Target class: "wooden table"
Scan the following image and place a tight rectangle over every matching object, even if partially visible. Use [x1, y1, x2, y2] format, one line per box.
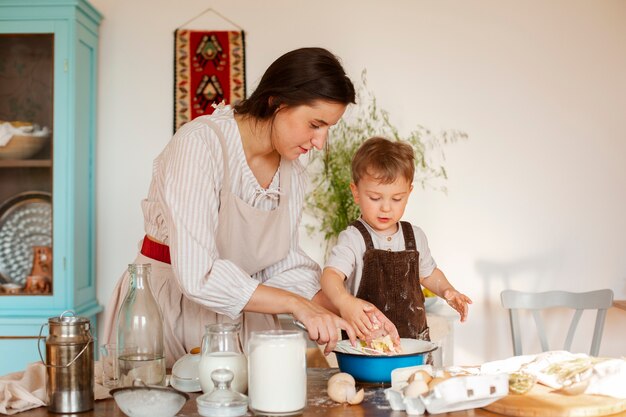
[16, 368, 626, 417]
[614, 300, 626, 311]
[14, 368, 501, 417]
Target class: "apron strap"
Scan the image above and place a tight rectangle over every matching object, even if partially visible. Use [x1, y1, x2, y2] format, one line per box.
[400, 221, 417, 251]
[277, 156, 291, 205]
[351, 220, 375, 250]
[196, 118, 232, 194]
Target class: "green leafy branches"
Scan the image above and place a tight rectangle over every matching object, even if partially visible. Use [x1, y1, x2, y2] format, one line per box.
[305, 70, 467, 251]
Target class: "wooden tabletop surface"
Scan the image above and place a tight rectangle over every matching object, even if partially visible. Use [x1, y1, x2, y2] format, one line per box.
[614, 300, 626, 311]
[16, 368, 626, 417]
[15, 368, 505, 417]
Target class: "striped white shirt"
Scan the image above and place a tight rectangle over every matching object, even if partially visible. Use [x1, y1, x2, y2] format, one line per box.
[141, 106, 321, 319]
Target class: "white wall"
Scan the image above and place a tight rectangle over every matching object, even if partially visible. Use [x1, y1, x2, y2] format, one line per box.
[91, 0, 626, 364]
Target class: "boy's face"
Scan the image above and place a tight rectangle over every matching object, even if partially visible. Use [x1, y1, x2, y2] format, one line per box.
[350, 173, 413, 236]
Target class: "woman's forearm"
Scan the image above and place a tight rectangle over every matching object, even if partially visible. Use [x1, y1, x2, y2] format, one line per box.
[243, 282, 356, 353]
[242, 284, 301, 315]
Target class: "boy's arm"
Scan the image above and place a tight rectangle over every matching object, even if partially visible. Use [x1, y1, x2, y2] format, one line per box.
[421, 268, 473, 322]
[320, 267, 371, 338]
[320, 267, 350, 310]
[321, 267, 396, 341]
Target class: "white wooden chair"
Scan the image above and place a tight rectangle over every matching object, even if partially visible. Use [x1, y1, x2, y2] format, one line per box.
[500, 289, 614, 356]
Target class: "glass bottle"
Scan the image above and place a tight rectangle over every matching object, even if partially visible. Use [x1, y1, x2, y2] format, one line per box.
[199, 323, 247, 394]
[116, 263, 166, 386]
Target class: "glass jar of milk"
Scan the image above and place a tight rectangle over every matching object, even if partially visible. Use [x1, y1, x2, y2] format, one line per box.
[248, 330, 306, 416]
[199, 323, 247, 394]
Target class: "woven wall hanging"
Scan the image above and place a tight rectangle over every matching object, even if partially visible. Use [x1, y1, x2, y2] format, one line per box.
[174, 9, 246, 132]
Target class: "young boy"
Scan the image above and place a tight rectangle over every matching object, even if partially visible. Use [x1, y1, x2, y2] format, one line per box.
[321, 137, 472, 345]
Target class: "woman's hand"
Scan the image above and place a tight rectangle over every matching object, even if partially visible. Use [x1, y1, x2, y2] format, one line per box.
[244, 285, 356, 355]
[292, 297, 356, 355]
[442, 288, 472, 322]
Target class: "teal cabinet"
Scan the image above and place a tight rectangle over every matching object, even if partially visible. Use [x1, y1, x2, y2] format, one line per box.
[0, 0, 102, 375]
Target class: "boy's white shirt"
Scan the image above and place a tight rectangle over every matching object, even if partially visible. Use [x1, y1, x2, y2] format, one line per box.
[324, 218, 437, 295]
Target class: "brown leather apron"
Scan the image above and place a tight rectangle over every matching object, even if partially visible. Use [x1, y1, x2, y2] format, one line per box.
[353, 220, 430, 340]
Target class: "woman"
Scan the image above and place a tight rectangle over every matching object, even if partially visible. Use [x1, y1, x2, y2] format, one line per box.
[103, 47, 368, 366]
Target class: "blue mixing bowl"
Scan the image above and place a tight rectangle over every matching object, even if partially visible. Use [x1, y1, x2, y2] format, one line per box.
[334, 338, 437, 384]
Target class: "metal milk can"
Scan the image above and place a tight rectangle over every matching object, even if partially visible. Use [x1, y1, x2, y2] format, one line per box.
[38, 310, 94, 413]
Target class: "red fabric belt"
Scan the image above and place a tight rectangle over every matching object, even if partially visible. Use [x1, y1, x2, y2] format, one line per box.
[140, 235, 171, 264]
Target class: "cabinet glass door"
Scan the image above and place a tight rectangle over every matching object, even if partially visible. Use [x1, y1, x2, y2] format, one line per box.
[0, 34, 53, 296]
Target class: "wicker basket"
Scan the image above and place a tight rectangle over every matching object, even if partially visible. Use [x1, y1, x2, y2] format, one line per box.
[0, 122, 50, 160]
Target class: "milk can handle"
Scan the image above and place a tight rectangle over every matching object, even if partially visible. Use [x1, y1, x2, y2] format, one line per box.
[37, 310, 94, 368]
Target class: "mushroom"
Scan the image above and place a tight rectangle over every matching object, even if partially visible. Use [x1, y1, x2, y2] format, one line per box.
[327, 372, 364, 405]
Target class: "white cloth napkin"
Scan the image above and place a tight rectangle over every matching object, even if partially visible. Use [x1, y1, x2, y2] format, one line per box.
[480, 351, 626, 399]
[0, 362, 46, 415]
[0, 123, 50, 147]
[0, 123, 17, 147]
[0, 362, 112, 415]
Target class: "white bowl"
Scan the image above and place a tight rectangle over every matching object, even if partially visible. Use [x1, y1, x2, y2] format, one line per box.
[110, 385, 189, 417]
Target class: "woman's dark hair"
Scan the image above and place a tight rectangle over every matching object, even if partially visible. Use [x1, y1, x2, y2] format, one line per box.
[234, 47, 355, 119]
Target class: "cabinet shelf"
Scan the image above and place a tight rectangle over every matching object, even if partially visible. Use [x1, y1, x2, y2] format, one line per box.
[0, 159, 52, 168]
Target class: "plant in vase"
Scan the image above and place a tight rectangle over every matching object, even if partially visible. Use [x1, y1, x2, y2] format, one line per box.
[305, 71, 467, 255]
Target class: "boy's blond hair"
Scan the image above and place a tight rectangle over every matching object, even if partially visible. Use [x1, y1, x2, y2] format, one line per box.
[351, 137, 415, 185]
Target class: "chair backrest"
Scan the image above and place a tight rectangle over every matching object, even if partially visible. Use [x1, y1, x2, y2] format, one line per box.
[500, 289, 614, 356]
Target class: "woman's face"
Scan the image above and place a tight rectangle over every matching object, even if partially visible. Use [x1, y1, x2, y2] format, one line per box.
[270, 100, 347, 160]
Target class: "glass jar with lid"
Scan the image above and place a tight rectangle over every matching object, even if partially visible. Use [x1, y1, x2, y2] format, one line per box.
[248, 330, 306, 416]
[199, 323, 247, 394]
[197, 368, 248, 417]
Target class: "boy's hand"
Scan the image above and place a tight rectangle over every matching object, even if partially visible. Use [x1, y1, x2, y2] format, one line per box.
[442, 289, 473, 322]
[337, 294, 378, 340]
[362, 306, 401, 349]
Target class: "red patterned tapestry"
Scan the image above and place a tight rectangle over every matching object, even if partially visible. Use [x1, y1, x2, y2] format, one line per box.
[174, 30, 245, 132]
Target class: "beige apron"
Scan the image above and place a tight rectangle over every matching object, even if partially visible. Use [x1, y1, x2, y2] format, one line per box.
[204, 118, 292, 345]
[104, 119, 293, 366]
[208, 119, 292, 275]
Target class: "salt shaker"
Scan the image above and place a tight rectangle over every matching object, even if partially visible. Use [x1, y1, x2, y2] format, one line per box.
[248, 330, 306, 415]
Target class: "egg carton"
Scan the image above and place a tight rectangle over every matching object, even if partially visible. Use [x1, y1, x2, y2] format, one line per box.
[390, 364, 434, 390]
[385, 373, 509, 415]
